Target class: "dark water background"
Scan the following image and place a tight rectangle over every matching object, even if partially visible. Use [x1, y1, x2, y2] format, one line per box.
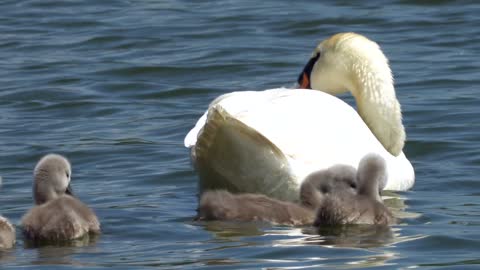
[1, 0, 479, 269]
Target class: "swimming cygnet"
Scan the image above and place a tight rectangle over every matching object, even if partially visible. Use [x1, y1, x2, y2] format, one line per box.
[314, 153, 396, 226]
[196, 163, 361, 225]
[0, 216, 15, 249]
[197, 153, 395, 226]
[196, 190, 314, 226]
[21, 154, 100, 241]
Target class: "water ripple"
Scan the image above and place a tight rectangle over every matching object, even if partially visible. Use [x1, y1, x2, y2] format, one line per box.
[0, 0, 479, 269]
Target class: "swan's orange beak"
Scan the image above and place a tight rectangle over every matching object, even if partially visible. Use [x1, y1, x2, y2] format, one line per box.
[297, 53, 319, 89]
[299, 72, 310, 89]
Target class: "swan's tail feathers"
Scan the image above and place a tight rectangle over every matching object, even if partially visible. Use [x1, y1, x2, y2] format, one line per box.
[194, 105, 299, 202]
[184, 112, 208, 148]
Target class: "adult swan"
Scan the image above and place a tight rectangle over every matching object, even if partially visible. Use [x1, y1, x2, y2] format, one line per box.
[184, 32, 414, 201]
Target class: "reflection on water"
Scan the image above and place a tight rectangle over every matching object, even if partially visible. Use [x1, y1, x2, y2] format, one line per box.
[0, 248, 16, 264]
[197, 220, 428, 269]
[22, 233, 99, 265]
[302, 225, 395, 248]
[198, 215, 400, 249]
[198, 221, 400, 268]
[23, 232, 99, 249]
[22, 234, 100, 267]
[198, 220, 266, 239]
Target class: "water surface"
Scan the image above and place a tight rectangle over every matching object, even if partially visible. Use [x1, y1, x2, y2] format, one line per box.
[1, 0, 479, 269]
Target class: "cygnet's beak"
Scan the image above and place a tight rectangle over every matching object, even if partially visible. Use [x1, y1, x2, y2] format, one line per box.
[65, 183, 75, 197]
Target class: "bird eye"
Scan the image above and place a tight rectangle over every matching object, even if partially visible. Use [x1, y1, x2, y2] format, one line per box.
[66, 172, 70, 178]
[349, 182, 357, 189]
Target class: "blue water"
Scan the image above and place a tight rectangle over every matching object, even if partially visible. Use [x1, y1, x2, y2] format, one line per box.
[1, 0, 479, 269]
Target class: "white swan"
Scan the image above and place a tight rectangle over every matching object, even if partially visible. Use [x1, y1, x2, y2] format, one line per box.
[184, 32, 414, 201]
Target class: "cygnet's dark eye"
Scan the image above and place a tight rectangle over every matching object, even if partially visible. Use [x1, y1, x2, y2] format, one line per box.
[66, 172, 70, 178]
[320, 185, 329, 194]
[349, 182, 357, 189]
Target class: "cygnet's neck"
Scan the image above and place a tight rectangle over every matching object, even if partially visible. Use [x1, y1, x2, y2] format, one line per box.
[349, 58, 405, 156]
[34, 170, 61, 205]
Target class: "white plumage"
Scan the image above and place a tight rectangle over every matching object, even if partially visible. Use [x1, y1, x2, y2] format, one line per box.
[185, 33, 414, 201]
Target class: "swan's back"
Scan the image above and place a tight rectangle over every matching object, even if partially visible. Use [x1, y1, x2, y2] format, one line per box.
[187, 88, 414, 195]
[221, 89, 387, 162]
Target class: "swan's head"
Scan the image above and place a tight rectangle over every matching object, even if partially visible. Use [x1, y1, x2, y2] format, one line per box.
[33, 154, 73, 205]
[298, 33, 406, 157]
[297, 32, 391, 95]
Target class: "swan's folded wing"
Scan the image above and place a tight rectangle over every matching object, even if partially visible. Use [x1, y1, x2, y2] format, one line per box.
[184, 89, 279, 148]
[194, 105, 299, 201]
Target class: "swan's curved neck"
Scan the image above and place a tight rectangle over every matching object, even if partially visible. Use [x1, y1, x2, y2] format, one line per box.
[349, 61, 405, 156]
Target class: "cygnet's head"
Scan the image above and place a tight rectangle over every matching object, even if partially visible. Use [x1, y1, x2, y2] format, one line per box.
[314, 154, 394, 226]
[300, 164, 357, 209]
[297, 32, 391, 95]
[356, 153, 388, 201]
[33, 154, 73, 205]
